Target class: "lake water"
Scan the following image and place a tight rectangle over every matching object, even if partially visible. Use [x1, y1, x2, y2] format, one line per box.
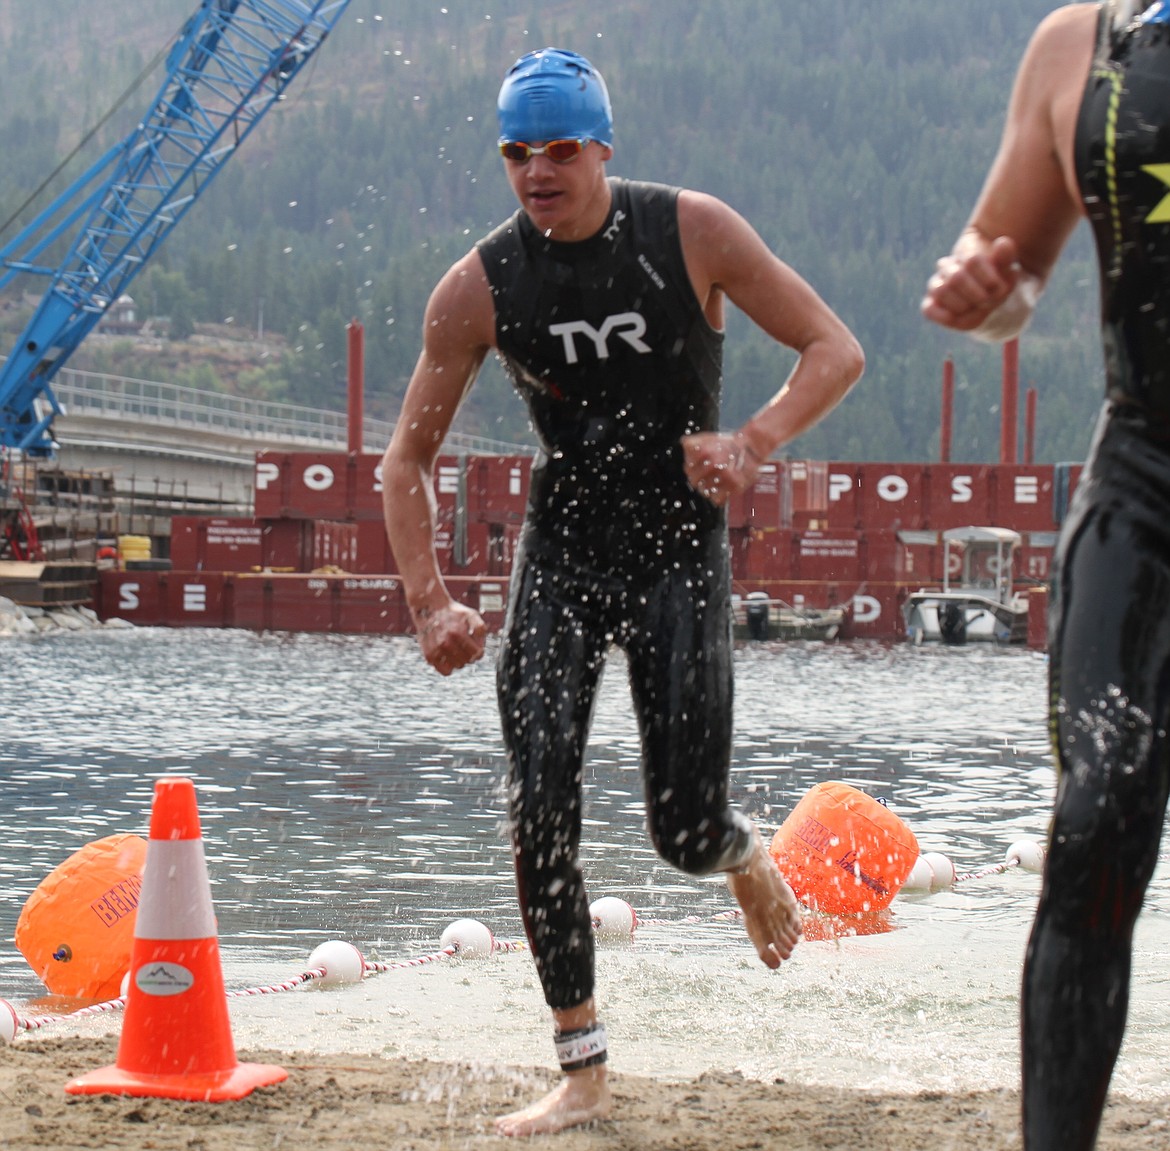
[2, 628, 1168, 1099]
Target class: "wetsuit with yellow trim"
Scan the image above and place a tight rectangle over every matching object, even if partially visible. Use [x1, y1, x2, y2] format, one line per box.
[1023, 4, 1170, 1147]
[478, 177, 755, 1011]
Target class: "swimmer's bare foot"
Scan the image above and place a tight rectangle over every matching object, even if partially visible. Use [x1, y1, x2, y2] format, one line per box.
[495, 1067, 611, 1137]
[727, 830, 802, 969]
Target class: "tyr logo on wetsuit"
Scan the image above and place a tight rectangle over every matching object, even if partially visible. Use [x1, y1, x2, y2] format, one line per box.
[548, 312, 651, 362]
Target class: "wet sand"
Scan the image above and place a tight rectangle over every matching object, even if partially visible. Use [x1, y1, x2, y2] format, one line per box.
[2, 1036, 1168, 1149]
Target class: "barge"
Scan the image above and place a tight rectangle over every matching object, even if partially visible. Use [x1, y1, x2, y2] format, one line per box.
[91, 446, 1068, 645]
[90, 335, 1066, 647]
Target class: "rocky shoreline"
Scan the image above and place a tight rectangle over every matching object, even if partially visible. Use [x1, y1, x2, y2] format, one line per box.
[0, 596, 132, 637]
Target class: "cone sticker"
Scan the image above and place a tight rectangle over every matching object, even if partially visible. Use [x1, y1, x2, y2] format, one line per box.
[65, 777, 287, 1101]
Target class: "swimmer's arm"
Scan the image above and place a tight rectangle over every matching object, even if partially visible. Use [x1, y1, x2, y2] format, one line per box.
[922, 5, 1093, 340]
[678, 191, 865, 468]
[382, 251, 493, 631]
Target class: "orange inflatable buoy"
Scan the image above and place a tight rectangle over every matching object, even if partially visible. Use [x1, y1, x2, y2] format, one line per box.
[15, 834, 147, 1000]
[799, 908, 896, 943]
[769, 781, 918, 915]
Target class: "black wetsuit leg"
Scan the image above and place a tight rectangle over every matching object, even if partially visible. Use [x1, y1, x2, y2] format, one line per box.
[497, 529, 754, 1010]
[497, 548, 612, 1012]
[624, 542, 754, 875]
[1023, 409, 1170, 1151]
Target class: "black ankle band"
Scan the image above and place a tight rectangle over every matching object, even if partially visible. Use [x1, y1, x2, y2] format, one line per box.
[554, 1022, 608, 1072]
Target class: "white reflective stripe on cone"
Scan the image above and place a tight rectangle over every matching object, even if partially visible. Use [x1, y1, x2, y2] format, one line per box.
[134, 840, 217, 940]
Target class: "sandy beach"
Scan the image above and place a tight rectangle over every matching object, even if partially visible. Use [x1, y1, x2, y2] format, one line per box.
[0, 1036, 1166, 1150]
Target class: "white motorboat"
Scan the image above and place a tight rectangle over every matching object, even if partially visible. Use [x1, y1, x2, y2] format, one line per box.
[903, 526, 1031, 645]
[733, 592, 847, 642]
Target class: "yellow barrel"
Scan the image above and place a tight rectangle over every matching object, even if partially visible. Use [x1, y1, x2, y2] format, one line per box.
[118, 534, 152, 565]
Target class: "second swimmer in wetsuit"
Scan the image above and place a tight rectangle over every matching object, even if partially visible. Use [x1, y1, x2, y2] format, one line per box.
[383, 47, 863, 1138]
[923, 3, 1170, 1148]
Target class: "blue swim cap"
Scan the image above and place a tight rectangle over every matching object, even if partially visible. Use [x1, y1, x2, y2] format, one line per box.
[497, 48, 613, 147]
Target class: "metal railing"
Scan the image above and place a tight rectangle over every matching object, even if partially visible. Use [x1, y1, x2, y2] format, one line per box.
[51, 367, 533, 457]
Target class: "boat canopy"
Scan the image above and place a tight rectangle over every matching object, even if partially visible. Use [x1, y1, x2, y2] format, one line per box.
[942, 525, 1021, 597]
[941, 526, 1022, 547]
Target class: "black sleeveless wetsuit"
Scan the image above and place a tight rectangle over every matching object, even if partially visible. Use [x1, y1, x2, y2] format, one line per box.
[478, 178, 754, 1010]
[1023, 6, 1170, 1148]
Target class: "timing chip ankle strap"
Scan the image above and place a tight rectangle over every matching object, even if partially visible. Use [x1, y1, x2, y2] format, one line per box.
[554, 1022, 608, 1072]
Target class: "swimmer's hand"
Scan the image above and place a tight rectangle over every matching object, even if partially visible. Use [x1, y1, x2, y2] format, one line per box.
[682, 430, 765, 507]
[413, 601, 487, 676]
[921, 235, 1040, 341]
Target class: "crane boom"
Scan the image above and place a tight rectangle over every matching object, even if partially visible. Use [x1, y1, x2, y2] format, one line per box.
[0, 0, 353, 456]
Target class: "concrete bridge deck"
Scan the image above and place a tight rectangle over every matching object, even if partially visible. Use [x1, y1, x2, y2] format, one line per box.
[6, 368, 530, 556]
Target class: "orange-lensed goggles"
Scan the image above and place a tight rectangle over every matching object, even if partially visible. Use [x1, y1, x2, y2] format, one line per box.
[498, 138, 587, 164]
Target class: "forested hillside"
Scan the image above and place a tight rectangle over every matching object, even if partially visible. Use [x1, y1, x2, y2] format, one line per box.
[0, 0, 1102, 463]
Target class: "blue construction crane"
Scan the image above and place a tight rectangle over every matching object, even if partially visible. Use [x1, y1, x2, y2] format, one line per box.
[0, 0, 352, 457]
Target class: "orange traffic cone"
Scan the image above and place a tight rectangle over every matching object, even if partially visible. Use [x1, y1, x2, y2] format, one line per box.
[65, 777, 287, 1101]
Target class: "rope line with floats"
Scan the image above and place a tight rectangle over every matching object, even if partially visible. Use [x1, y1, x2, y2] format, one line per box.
[0, 779, 1047, 1051]
[0, 846, 1045, 1047]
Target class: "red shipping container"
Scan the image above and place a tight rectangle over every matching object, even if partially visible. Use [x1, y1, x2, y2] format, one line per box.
[787, 459, 830, 524]
[160, 573, 227, 627]
[475, 578, 510, 631]
[349, 453, 388, 521]
[822, 464, 862, 529]
[859, 529, 899, 582]
[894, 530, 939, 584]
[988, 466, 1060, 531]
[353, 519, 395, 574]
[728, 462, 783, 530]
[226, 573, 271, 630]
[851, 464, 927, 532]
[923, 465, 994, 530]
[235, 573, 336, 632]
[494, 523, 522, 577]
[254, 451, 456, 523]
[458, 521, 491, 574]
[1017, 533, 1059, 585]
[170, 517, 265, 572]
[794, 530, 862, 581]
[764, 532, 798, 581]
[253, 451, 350, 521]
[731, 528, 795, 582]
[98, 572, 230, 628]
[260, 519, 305, 571]
[466, 455, 531, 525]
[97, 570, 167, 624]
[334, 575, 409, 633]
[1027, 586, 1049, 648]
[309, 521, 359, 571]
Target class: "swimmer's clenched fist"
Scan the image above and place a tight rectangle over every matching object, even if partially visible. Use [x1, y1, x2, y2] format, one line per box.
[415, 602, 487, 676]
[921, 234, 1041, 340]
